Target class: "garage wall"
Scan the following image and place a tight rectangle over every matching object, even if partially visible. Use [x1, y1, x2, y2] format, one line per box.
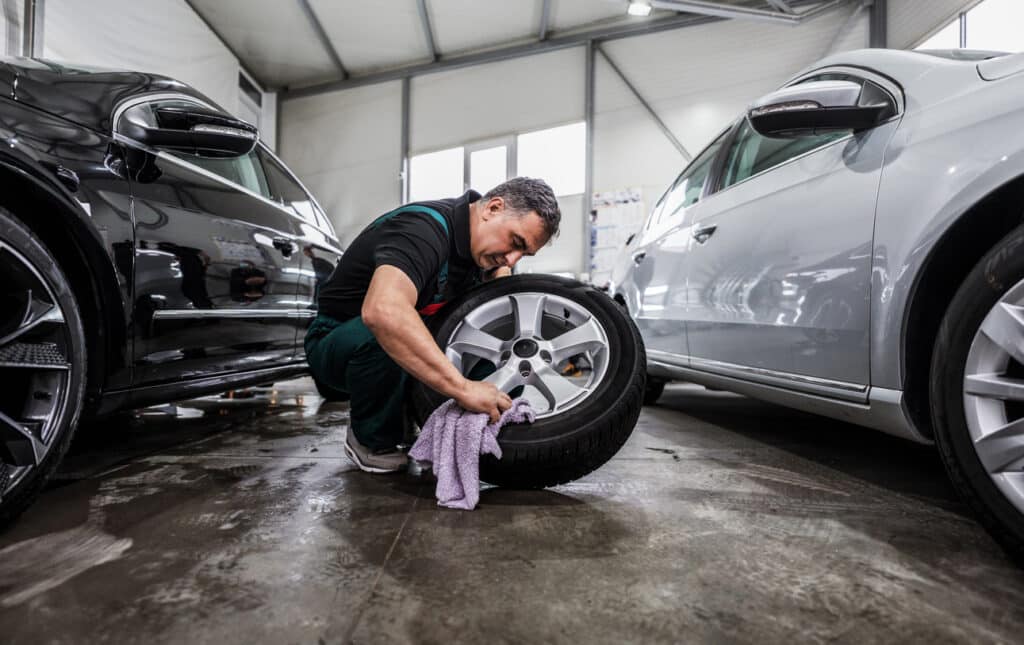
[593, 3, 868, 220]
[280, 81, 403, 247]
[889, 0, 980, 49]
[0, 0, 22, 56]
[43, 0, 240, 114]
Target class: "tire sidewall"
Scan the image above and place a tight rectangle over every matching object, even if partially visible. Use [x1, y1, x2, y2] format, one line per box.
[0, 208, 87, 522]
[411, 274, 645, 447]
[932, 225, 1024, 548]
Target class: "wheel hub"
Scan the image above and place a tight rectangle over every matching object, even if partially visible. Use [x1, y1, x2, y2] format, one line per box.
[513, 338, 539, 358]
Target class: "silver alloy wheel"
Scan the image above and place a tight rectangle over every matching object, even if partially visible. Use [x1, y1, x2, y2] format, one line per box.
[963, 277, 1024, 515]
[0, 240, 75, 498]
[444, 291, 610, 419]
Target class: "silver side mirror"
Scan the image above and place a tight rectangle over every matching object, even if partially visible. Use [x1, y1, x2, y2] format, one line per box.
[748, 80, 891, 138]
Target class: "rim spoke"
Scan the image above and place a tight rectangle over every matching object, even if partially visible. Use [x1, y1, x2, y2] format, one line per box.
[980, 303, 1024, 366]
[484, 363, 523, 393]
[511, 294, 547, 339]
[975, 418, 1024, 473]
[965, 374, 1024, 402]
[0, 290, 64, 347]
[448, 321, 505, 364]
[0, 410, 44, 466]
[548, 318, 606, 364]
[531, 362, 587, 411]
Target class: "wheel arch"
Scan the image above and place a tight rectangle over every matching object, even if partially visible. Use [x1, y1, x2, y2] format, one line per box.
[901, 172, 1024, 439]
[0, 157, 128, 406]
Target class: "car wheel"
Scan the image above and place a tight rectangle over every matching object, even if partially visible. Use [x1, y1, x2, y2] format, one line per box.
[644, 377, 667, 405]
[410, 275, 646, 488]
[0, 208, 87, 525]
[932, 223, 1024, 560]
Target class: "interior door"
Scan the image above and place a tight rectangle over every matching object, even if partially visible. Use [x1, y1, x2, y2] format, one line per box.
[120, 96, 305, 384]
[683, 74, 900, 392]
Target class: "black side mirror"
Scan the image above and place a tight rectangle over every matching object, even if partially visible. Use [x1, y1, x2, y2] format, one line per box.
[748, 80, 893, 138]
[117, 102, 258, 158]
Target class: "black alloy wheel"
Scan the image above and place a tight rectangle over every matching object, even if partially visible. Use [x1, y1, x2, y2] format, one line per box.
[0, 208, 87, 525]
[410, 275, 646, 488]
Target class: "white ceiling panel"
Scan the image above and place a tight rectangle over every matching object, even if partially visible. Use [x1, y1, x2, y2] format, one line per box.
[189, 0, 337, 88]
[428, 0, 539, 55]
[889, 0, 977, 49]
[550, 0, 674, 34]
[310, 0, 430, 74]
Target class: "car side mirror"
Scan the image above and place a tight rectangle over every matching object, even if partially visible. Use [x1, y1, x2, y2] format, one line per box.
[747, 80, 892, 138]
[117, 103, 258, 157]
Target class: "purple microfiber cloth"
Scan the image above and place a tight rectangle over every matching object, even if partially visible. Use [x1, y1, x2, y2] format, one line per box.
[409, 397, 536, 510]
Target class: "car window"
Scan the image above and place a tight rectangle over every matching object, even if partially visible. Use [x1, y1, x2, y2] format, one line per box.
[719, 119, 847, 191]
[184, 150, 271, 198]
[258, 149, 321, 227]
[650, 134, 726, 228]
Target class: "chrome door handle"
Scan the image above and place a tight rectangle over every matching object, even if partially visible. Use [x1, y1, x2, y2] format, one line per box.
[272, 237, 295, 257]
[692, 224, 717, 244]
[632, 251, 646, 265]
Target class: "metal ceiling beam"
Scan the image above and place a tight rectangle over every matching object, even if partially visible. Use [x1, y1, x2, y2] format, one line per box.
[869, 0, 886, 48]
[284, 12, 720, 99]
[764, 0, 794, 12]
[597, 45, 690, 161]
[649, 0, 849, 25]
[297, 0, 348, 79]
[22, 0, 42, 58]
[183, 0, 266, 92]
[417, 0, 439, 61]
[539, 0, 552, 41]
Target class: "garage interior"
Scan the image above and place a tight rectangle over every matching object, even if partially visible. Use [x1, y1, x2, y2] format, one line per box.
[2, 0, 1024, 642]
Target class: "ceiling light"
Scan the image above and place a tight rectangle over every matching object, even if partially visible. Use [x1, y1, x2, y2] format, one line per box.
[627, 1, 652, 17]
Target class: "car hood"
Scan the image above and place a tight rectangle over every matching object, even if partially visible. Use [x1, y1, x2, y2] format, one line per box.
[0, 57, 220, 134]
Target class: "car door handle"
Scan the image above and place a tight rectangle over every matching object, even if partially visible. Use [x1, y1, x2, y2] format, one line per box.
[692, 224, 717, 244]
[632, 251, 646, 265]
[272, 237, 295, 257]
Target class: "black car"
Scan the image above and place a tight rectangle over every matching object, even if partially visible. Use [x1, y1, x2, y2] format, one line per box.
[0, 58, 343, 522]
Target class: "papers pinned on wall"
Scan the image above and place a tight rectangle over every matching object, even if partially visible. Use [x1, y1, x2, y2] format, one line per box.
[589, 187, 645, 289]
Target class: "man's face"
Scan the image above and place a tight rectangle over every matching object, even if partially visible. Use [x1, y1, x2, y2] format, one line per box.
[471, 198, 549, 271]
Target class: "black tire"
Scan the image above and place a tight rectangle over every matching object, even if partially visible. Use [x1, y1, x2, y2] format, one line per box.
[932, 224, 1024, 560]
[644, 377, 667, 405]
[410, 275, 646, 488]
[0, 208, 87, 526]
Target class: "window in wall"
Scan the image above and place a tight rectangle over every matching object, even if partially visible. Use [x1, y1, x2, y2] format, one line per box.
[916, 0, 1024, 52]
[409, 146, 465, 201]
[516, 122, 585, 196]
[965, 0, 1024, 52]
[469, 145, 508, 194]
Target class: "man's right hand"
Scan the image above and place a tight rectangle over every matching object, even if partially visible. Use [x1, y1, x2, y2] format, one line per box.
[456, 379, 513, 424]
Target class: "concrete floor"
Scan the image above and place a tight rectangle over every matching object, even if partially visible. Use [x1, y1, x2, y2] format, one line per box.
[2, 378, 1023, 644]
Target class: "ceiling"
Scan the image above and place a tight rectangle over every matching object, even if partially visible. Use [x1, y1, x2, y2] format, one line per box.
[186, 0, 856, 92]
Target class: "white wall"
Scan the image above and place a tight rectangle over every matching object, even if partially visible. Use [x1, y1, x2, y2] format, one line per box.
[43, 0, 240, 114]
[280, 81, 403, 247]
[889, 0, 980, 49]
[1, 0, 22, 56]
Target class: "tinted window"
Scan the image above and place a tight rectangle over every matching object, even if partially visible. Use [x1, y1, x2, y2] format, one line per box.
[719, 119, 846, 190]
[258, 150, 321, 226]
[185, 150, 271, 198]
[649, 134, 726, 228]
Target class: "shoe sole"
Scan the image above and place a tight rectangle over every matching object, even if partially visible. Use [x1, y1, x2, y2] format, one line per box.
[344, 439, 405, 474]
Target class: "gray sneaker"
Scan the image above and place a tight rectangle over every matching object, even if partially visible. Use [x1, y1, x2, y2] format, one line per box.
[344, 431, 408, 473]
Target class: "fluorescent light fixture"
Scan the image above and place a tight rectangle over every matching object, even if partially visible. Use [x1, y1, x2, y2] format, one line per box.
[627, 1, 652, 16]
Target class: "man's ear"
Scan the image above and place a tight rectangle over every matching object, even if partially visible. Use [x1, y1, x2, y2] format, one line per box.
[487, 196, 504, 216]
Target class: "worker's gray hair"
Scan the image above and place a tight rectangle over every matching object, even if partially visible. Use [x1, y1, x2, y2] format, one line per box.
[484, 177, 561, 239]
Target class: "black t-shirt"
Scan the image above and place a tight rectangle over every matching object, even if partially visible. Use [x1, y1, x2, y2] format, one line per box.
[317, 190, 483, 321]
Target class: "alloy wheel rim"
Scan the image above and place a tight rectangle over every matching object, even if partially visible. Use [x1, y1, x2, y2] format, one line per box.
[0, 240, 75, 498]
[444, 291, 611, 419]
[963, 277, 1024, 515]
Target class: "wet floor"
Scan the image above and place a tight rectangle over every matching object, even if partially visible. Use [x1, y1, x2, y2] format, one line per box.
[1, 378, 1023, 644]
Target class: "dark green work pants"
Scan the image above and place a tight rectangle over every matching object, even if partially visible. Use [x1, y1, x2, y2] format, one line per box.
[304, 314, 408, 451]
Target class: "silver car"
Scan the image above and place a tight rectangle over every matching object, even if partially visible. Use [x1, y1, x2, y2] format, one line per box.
[611, 48, 1024, 559]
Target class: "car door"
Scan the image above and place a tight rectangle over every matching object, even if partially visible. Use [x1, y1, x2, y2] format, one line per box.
[631, 133, 727, 362]
[256, 146, 344, 357]
[682, 70, 902, 398]
[117, 94, 306, 385]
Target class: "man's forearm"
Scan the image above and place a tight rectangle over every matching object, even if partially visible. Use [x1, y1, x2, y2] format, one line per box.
[366, 304, 466, 399]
